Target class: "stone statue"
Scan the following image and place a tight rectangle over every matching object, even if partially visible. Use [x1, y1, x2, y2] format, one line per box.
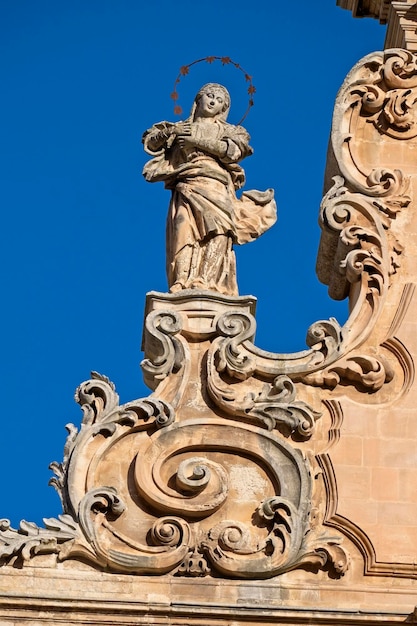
[142, 83, 277, 295]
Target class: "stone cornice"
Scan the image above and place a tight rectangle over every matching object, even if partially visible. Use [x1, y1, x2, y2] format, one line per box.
[385, 2, 417, 51]
[337, 0, 417, 52]
[0, 592, 414, 625]
[337, 0, 394, 24]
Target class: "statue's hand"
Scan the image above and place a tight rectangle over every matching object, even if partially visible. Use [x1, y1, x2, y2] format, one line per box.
[176, 134, 196, 149]
[172, 122, 192, 136]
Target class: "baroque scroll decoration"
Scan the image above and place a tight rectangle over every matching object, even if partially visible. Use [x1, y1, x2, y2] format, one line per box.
[0, 354, 348, 578]
[309, 48, 416, 394]
[2, 50, 415, 580]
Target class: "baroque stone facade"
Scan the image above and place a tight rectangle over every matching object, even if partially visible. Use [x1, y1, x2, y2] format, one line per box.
[1, 6, 417, 625]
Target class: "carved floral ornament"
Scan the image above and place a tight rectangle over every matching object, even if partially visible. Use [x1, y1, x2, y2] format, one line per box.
[0, 49, 416, 581]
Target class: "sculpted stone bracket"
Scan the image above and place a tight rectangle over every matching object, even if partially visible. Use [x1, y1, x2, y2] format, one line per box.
[141, 292, 343, 432]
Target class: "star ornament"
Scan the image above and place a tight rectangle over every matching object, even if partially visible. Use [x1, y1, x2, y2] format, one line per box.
[170, 56, 256, 125]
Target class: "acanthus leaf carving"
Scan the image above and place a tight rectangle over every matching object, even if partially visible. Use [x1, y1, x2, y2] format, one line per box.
[49, 373, 176, 522]
[74, 372, 175, 435]
[251, 376, 321, 438]
[317, 176, 397, 347]
[302, 354, 394, 392]
[0, 515, 78, 565]
[333, 50, 414, 198]
[0, 367, 351, 580]
[206, 350, 321, 439]
[74, 370, 119, 427]
[298, 533, 350, 577]
[202, 496, 349, 579]
[49, 422, 78, 511]
[314, 49, 416, 399]
[90, 397, 175, 437]
[353, 49, 417, 139]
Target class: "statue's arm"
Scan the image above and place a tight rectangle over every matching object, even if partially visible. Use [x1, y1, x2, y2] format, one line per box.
[221, 125, 254, 163]
[192, 125, 253, 163]
[178, 125, 253, 162]
[142, 122, 176, 155]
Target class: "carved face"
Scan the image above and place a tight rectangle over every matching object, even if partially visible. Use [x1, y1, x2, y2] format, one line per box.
[196, 88, 226, 118]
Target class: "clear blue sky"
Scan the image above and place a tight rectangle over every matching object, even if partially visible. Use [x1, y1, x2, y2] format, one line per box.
[0, 1, 385, 526]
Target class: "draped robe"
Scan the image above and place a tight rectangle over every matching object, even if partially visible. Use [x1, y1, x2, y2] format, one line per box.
[143, 119, 276, 295]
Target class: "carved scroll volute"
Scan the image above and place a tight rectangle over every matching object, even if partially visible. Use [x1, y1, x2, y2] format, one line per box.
[139, 308, 193, 410]
[132, 419, 348, 578]
[56, 372, 176, 519]
[317, 49, 415, 370]
[43, 361, 349, 579]
[330, 49, 415, 201]
[317, 177, 391, 349]
[141, 309, 185, 389]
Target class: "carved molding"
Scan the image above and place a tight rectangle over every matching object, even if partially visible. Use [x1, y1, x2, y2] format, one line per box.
[329, 513, 417, 579]
[207, 309, 345, 382]
[385, 3, 417, 53]
[318, 447, 417, 580]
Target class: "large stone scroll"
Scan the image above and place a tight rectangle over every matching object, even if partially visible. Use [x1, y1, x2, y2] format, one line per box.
[0, 293, 348, 579]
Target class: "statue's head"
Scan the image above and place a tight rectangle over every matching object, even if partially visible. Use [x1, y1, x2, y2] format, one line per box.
[191, 83, 231, 122]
